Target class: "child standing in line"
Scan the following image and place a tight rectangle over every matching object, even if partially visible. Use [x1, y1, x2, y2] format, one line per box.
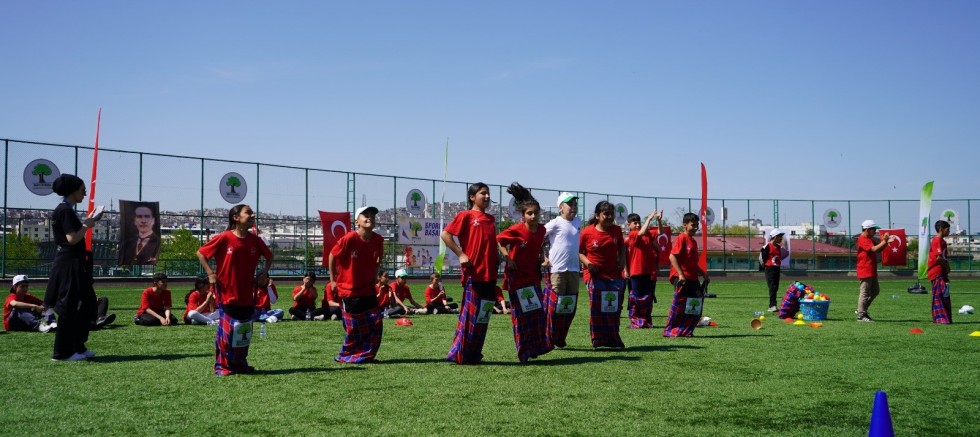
[4, 275, 55, 332]
[134, 273, 178, 326]
[442, 182, 499, 364]
[855, 220, 890, 322]
[496, 182, 554, 363]
[196, 204, 274, 375]
[543, 192, 581, 348]
[762, 229, 789, 312]
[329, 206, 385, 363]
[579, 201, 627, 348]
[184, 275, 219, 325]
[289, 272, 319, 320]
[664, 212, 710, 337]
[927, 220, 952, 324]
[424, 273, 458, 314]
[254, 273, 284, 323]
[625, 210, 664, 329]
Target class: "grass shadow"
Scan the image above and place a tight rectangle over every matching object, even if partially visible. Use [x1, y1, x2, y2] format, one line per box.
[92, 353, 211, 363]
[253, 366, 355, 375]
[625, 344, 704, 352]
[694, 334, 775, 339]
[377, 357, 448, 365]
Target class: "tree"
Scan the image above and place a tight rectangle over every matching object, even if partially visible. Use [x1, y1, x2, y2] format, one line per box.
[410, 191, 422, 207]
[410, 220, 423, 237]
[616, 205, 626, 219]
[559, 296, 574, 312]
[604, 292, 616, 310]
[827, 210, 839, 224]
[226, 176, 241, 194]
[944, 210, 956, 222]
[32, 163, 52, 183]
[2, 232, 39, 273]
[157, 228, 202, 275]
[521, 288, 535, 306]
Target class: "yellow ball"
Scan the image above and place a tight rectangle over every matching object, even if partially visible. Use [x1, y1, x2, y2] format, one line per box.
[758, 315, 766, 321]
[796, 313, 804, 320]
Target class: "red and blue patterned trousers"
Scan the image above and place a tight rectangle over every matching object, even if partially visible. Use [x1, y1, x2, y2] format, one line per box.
[507, 282, 553, 362]
[931, 278, 952, 324]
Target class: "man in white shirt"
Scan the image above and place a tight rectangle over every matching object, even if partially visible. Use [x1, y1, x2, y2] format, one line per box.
[544, 192, 581, 297]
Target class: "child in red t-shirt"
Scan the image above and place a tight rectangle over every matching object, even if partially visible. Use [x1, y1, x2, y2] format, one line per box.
[389, 269, 424, 316]
[762, 229, 789, 312]
[196, 204, 273, 375]
[329, 206, 385, 363]
[442, 182, 500, 364]
[927, 220, 952, 324]
[254, 272, 284, 323]
[492, 286, 511, 314]
[184, 275, 218, 325]
[318, 281, 342, 321]
[625, 210, 664, 329]
[855, 220, 890, 322]
[289, 271, 319, 321]
[496, 182, 553, 362]
[424, 273, 458, 314]
[134, 273, 178, 326]
[579, 200, 627, 348]
[4, 275, 54, 332]
[664, 213, 710, 337]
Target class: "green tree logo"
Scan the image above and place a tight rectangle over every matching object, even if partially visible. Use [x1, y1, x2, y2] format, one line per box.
[559, 296, 574, 312]
[921, 217, 929, 228]
[237, 323, 252, 344]
[226, 176, 241, 194]
[944, 210, 956, 221]
[481, 302, 494, 320]
[411, 191, 422, 207]
[410, 220, 423, 237]
[604, 292, 616, 310]
[521, 288, 535, 306]
[827, 210, 838, 223]
[689, 299, 700, 312]
[617, 205, 626, 219]
[32, 163, 52, 183]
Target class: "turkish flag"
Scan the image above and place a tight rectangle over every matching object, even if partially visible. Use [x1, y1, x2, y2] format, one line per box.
[880, 228, 907, 266]
[649, 227, 672, 267]
[319, 211, 351, 266]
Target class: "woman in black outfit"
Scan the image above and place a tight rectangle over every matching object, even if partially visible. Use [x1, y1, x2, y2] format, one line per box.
[43, 174, 103, 361]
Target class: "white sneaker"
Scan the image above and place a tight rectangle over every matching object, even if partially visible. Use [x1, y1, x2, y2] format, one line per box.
[266, 316, 278, 323]
[767, 306, 778, 312]
[52, 353, 88, 362]
[39, 322, 54, 333]
[432, 308, 439, 315]
[313, 315, 325, 321]
[81, 350, 96, 359]
[330, 314, 338, 321]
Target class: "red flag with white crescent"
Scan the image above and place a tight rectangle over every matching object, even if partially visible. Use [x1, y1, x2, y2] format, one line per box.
[699, 163, 708, 272]
[85, 108, 101, 251]
[649, 226, 672, 267]
[319, 211, 351, 266]
[880, 228, 907, 266]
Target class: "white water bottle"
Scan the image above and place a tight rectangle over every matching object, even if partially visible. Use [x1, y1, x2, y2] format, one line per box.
[259, 322, 266, 339]
[305, 308, 312, 321]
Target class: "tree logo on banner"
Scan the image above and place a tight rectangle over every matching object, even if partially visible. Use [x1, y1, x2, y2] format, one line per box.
[823, 208, 842, 229]
[701, 207, 715, 227]
[23, 159, 61, 196]
[940, 209, 958, 228]
[406, 189, 426, 216]
[219, 172, 247, 204]
[614, 203, 629, 225]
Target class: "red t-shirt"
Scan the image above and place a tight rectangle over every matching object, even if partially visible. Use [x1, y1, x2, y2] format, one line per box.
[255, 283, 277, 311]
[391, 282, 413, 301]
[197, 231, 273, 307]
[137, 287, 172, 317]
[856, 235, 878, 279]
[496, 223, 545, 289]
[330, 231, 384, 299]
[425, 284, 445, 306]
[579, 224, 625, 283]
[669, 232, 700, 282]
[444, 209, 498, 282]
[376, 283, 393, 307]
[4, 292, 42, 331]
[183, 289, 212, 320]
[927, 236, 948, 281]
[321, 283, 340, 307]
[292, 285, 318, 308]
[764, 242, 784, 267]
[495, 286, 505, 302]
[627, 229, 658, 277]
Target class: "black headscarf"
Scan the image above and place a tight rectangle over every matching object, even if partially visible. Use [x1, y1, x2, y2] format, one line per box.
[52, 174, 84, 196]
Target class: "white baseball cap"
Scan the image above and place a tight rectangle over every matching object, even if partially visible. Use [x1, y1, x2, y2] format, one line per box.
[355, 206, 379, 218]
[861, 220, 881, 230]
[769, 229, 785, 238]
[12, 274, 28, 286]
[556, 192, 578, 207]
[395, 269, 408, 278]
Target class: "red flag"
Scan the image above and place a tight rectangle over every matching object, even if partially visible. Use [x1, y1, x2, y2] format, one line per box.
[85, 108, 101, 251]
[880, 228, 907, 266]
[699, 163, 708, 272]
[649, 227, 672, 267]
[319, 211, 351, 266]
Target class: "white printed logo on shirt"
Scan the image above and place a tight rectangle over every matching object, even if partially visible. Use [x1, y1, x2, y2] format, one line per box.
[516, 286, 542, 312]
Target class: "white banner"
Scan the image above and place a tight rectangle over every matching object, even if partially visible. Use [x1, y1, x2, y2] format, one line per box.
[397, 217, 442, 245]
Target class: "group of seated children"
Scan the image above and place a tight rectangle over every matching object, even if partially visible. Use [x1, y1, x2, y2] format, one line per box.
[4, 275, 117, 333]
[132, 270, 467, 326]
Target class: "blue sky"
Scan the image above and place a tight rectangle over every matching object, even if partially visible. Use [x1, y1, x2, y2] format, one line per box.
[2, 0, 979, 216]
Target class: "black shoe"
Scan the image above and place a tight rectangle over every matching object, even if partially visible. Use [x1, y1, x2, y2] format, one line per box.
[95, 314, 117, 329]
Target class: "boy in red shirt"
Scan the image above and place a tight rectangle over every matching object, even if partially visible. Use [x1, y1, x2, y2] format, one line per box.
[389, 269, 423, 317]
[318, 281, 342, 321]
[329, 206, 385, 363]
[289, 272, 319, 320]
[625, 210, 664, 329]
[927, 220, 952, 324]
[424, 273, 458, 314]
[134, 273, 178, 326]
[762, 229, 789, 312]
[855, 220, 890, 322]
[4, 275, 54, 332]
[664, 213, 710, 337]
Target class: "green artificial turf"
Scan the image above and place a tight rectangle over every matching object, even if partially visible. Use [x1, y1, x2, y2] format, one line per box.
[1, 279, 978, 436]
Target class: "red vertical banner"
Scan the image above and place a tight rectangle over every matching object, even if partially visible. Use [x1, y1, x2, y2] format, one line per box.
[319, 211, 351, 266]
[650, 226, 672, 266]
[85, 108, 101, 251]
[880, 228, 907, 266]
[699, 163, 708, 272]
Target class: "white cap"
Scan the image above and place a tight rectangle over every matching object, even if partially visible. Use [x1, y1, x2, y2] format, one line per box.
[395, 269, 408, 278]
[556, 192, 577, 207]
[769, 229, 785, 238]
[355, 206, 379, 218]
[12, 274, 28, 286]
[861, 220, 880, 230]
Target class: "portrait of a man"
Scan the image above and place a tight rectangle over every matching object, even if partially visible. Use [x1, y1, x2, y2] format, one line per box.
[118, 200, 161, 265]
